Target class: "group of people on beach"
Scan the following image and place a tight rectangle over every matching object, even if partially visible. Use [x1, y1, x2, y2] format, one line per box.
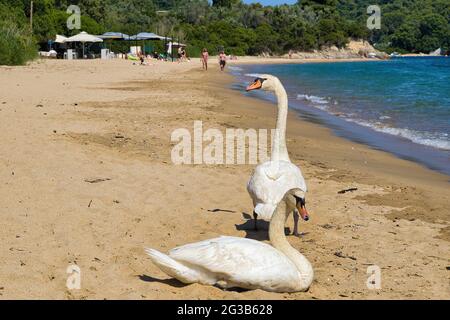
[200, 48, 227, 72]
[134, 47, 228, 71]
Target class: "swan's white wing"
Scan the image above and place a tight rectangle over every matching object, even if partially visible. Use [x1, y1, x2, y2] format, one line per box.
[262, 161, 307, 193]
[169, 236, 298, 290]
[248, 160, 307, 219]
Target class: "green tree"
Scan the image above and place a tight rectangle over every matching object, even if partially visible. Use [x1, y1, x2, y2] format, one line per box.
[0, 5, 37, 65]
[212, 0, 239, 8]
[1, 0, 449, 64]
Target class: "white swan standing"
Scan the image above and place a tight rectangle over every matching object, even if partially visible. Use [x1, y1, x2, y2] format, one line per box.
[145, 188, 313, 292]
[246, 75, 310, 236]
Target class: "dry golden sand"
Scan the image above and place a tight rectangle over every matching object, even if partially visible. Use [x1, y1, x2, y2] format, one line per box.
[0, 58, 449, 299]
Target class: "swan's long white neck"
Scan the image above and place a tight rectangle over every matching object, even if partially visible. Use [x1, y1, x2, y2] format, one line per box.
[271, 82, 290, 162]
[269, 198, 313, 291]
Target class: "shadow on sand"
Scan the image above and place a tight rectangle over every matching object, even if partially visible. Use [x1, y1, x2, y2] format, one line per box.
[138, 275, 186, 288]
[138, 275, 251, 292]
[235, 212, 291, 241]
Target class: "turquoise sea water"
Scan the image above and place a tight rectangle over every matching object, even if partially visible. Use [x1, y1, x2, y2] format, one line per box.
[230, 57, 450, 175]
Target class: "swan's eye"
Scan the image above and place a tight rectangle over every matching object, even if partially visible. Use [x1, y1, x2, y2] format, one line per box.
[294, 196, 306, 208]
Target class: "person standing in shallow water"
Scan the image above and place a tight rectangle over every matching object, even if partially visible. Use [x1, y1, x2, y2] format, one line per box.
[201, 48, 209, 71]
[219, 51, 227, 71]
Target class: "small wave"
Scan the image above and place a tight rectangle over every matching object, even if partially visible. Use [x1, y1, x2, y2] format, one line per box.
[297, 94, 329, 105]
[345, 119, 450, 150]
[313, 104, 329, 111]
[245, 73, 263, 78]
[229, 66, 243, 72]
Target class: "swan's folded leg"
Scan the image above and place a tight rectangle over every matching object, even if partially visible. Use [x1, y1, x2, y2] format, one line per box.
[145, 248, 206, 284]
[293, 210, 300, 237]
[253, 211, 258, 231]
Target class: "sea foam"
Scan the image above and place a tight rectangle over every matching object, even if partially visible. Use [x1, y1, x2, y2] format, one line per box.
[297, 94, 329, 104]
[344, 118, 450, 150]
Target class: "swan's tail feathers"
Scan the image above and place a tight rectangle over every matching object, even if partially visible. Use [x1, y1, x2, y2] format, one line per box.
[254, 203, 276, 220]
[145, 248, 202, 284]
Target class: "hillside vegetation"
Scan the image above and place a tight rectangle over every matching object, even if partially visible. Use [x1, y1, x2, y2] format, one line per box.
[0, 0, 448, 65]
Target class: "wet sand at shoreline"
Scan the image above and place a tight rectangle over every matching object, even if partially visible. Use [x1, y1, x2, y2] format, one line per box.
[0, 58, 448, 299]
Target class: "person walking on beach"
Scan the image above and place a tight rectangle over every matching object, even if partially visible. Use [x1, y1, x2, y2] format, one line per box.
[139, 51, 145, 65]
[219, 51, 227, 71]
[201, 48, 209, 71]
[178, 46, 188, 63]
[178, 46, 183, 62]
[182, 47, 188, 61]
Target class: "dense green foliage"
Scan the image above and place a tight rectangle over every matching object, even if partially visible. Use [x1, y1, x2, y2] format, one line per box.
[0, 0, 448, 65]
[336, 0, 450, 53]
[0, 1, 37, 65]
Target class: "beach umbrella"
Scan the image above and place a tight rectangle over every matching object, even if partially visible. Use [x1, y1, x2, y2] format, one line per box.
[55, 35, 67, 43]
[98, 32, 130, 52]
[128, 33, 172, 55]
[64, 31, 103, 58]
[98, 32, 130, 40]
[129, 32, 170, 41]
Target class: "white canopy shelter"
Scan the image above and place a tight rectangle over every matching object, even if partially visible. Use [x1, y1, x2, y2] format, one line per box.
[55, 35, 67, 43]
[64, 31, 103, 58]
[64, 31, 103, 43]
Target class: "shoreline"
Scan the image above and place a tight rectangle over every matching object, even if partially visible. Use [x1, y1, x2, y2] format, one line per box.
[217, 63, 450, 210]
[227, 56, 378, 65]
[227, 60, 450, 177]
[0, 59, 448, 299]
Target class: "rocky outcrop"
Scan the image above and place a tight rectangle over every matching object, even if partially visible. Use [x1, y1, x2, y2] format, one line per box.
[278, 40, 389, 60]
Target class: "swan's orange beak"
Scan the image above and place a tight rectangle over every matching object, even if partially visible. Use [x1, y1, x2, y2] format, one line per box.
[246, 79, 263, 91]
[296, 200, 310, 221]
[299, 206, 309, 221]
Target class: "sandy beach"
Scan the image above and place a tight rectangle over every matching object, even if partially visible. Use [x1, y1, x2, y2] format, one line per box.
[0, 58, 448, 299]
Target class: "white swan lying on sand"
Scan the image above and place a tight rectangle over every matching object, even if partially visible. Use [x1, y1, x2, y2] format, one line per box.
[145, 188, 314, 292]
[246, 75, 309, 236]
